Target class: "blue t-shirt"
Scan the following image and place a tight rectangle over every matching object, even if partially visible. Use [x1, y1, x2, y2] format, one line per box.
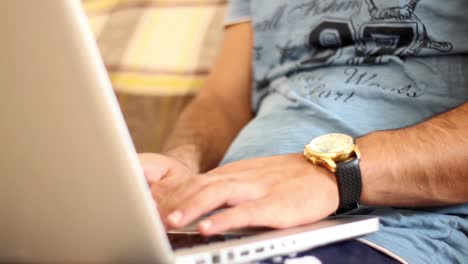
[221, 0, 468, 263]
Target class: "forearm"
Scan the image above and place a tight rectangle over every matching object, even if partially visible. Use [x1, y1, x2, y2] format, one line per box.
[160, 23, 253, 173]
[162, 94, 251, 173]
[358, 103, 468, 207]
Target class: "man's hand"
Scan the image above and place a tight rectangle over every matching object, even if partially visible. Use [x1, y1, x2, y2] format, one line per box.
[159, 154, 339, 236]
[138, 152, 196, 203]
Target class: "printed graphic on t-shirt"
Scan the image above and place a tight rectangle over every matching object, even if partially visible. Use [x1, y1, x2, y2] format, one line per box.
[252, 0, 456, 101]
[303, 0, 453, 65]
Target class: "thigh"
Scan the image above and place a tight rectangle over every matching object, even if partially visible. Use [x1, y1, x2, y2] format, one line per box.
[258, 240, 401, 264]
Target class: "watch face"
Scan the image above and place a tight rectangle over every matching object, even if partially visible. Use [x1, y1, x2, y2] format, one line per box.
[308, 133, 354, 154]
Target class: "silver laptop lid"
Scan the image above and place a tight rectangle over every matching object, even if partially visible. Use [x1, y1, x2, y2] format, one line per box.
[0, 1, 172, 262]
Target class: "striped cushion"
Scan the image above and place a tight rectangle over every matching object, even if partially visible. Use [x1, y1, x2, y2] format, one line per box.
[84, 0, 225, 95]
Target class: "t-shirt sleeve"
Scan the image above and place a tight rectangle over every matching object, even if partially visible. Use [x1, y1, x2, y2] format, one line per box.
[224, 0, 251, 26]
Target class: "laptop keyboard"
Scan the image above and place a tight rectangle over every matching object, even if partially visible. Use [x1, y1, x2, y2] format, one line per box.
[168, 233, 241, 250]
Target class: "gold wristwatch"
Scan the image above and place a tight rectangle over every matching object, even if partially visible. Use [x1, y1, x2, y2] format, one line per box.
[304, 133, 362, 214]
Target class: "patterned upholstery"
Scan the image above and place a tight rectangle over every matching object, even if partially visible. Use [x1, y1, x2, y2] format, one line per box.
[83, 0, 226, 152]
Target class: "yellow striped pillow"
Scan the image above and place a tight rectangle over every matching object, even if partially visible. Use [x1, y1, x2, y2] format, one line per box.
[83, 0, 226, 96]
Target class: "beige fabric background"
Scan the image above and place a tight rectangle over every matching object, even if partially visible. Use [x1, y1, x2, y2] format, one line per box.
[83, 0, 226, 152]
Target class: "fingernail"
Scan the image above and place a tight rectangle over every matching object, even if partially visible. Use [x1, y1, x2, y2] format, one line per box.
[199, 220, 212, 231]
[168, 211, 183, 225]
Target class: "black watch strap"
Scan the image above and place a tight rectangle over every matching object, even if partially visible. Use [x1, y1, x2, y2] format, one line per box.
[335, 158, 362, 214]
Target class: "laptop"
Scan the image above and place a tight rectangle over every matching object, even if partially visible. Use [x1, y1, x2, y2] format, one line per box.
[0, 1, 379, 263]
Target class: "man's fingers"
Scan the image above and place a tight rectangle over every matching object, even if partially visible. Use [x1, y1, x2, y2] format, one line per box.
[198, 194, 321, 236]
[197, 201, 270, 236]
[160, 170, 254, 217]
[138, 153, 170, 184]
[159, 176, 212, 215]
[197, 198, 296, 236]
[166, 179, 267, 228]
[142, 164, 168, 184]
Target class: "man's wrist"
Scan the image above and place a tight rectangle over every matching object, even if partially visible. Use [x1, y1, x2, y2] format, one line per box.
[162, 144, 202, 173]
[316, 165, 340, 214]
[298, 153, 340, 214]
